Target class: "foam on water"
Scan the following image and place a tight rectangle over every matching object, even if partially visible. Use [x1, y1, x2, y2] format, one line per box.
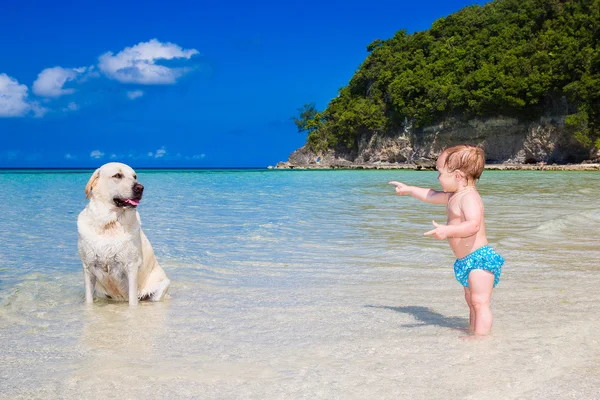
[1, 169, 599, 399]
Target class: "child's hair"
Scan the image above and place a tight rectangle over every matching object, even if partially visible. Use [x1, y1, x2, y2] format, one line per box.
[442, 145, 485, 182]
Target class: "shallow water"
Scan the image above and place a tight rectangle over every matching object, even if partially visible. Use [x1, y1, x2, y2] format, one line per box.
[1, 169, 599, 399]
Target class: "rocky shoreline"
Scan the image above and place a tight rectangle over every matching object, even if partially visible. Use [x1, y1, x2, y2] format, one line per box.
[273, 161, 600, 171]
[276, 111, 600, 172]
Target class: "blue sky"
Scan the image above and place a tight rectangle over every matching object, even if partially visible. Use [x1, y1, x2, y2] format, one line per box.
[0, 0, 489, 168]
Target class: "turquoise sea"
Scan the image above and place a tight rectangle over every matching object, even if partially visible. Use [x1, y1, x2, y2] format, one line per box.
[1, 169, 599, 399]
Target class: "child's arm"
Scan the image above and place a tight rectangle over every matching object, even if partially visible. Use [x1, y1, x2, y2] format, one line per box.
[388, 181, 449, 204]
[424, 195, 482, 240]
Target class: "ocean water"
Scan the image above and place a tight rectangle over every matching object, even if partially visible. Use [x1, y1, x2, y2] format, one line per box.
[1, 169, 599, 399]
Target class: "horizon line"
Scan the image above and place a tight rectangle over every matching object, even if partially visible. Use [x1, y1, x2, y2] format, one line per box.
[0, 166, 272, 172]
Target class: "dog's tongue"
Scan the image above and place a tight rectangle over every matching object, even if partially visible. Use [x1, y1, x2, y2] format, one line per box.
[125, 199, 140, 206]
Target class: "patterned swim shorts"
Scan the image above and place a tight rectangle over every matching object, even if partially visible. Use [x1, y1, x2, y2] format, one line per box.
[454, 246, 504, 288]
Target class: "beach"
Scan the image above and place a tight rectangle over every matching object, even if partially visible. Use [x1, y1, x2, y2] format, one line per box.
[1, 169, 599, 399]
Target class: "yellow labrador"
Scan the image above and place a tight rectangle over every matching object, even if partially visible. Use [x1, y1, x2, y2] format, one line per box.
[78, 162, 170, 305]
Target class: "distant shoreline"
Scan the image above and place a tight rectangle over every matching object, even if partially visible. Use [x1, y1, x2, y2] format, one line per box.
[0, 167, 267, 173]
[1, 163, 599, 173]
[273, 162, 600, 171]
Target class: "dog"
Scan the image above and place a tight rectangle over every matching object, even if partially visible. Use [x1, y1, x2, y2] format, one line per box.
[77, 162, 170, 305]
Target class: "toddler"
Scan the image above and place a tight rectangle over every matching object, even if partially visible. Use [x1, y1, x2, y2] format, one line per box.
[389, 145, 504, 336]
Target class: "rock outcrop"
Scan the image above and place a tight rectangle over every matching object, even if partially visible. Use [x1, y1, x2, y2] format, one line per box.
[277, 114, 599, 169]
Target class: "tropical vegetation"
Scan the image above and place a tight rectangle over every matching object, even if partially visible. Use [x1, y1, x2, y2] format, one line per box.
[293, 0, 600, 154]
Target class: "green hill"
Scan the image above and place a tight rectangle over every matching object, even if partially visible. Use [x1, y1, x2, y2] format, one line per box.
[293, 0, 600, 156]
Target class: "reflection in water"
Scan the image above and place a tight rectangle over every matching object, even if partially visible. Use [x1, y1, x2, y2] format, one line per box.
[81, 301, 169, 358]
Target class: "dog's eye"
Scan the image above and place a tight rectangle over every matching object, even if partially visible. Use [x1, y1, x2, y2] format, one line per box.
[133, 174, 137, 180]
[113, 173, 123, 179]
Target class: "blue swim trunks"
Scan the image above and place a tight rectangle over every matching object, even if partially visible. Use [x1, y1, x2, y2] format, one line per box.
[454, 246, 504, 288]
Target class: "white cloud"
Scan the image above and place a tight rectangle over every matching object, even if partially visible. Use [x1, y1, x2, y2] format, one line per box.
[155, 147, 166, 158]
[32, 66, 87, 97]
[77, 66, 101, 83]
[127, 90, 144, 100]
[147, 152, 153, 157]
[110, 154, 117, 159]
[98, 39, 199, 84]
[192, 154, 206, 159]
[30, 102, 48, 118]
[90, 150, 104, 159]
[65, 153, 75, 159]
[0, 73, 41, 117]
[62, 102, 78, 112]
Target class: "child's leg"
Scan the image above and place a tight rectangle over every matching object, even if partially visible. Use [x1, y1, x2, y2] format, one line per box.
[463, 287, 475, 332]
[467, 269, 495, 335]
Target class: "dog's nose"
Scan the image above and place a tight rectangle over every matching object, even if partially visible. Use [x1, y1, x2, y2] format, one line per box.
[133, 183, 144, 195]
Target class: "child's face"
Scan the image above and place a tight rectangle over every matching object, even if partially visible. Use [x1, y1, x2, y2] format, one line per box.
[436, 153, 460, 192]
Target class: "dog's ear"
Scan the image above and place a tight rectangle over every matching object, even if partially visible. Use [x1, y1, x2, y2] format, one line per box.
[85, 168, 100, 199]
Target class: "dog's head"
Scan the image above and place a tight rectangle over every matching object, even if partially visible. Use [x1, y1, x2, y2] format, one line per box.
[85, 162, 144, 208]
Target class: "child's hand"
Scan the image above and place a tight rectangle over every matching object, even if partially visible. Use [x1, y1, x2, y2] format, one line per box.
[424, 221, 449, 240]
[388, 181, 411, 195]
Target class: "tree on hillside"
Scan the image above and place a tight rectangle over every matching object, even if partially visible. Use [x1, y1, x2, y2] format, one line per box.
[291, 103, 322, 135]
[295, 0, 600, 154]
